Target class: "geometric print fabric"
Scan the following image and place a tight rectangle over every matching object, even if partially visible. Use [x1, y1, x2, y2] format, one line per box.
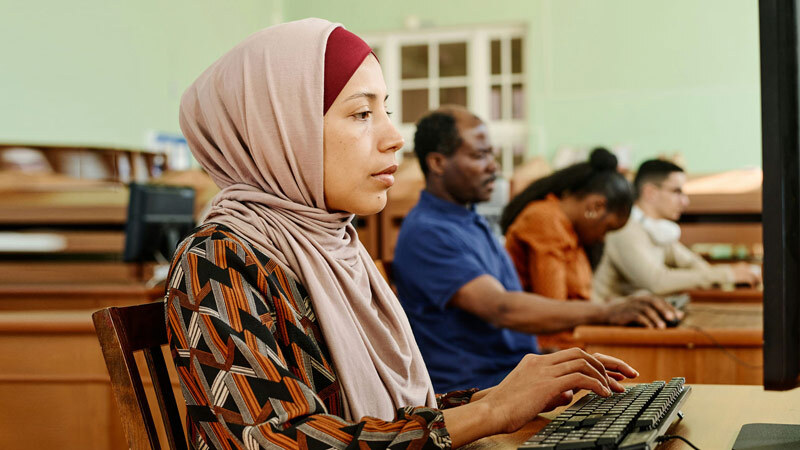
[166, 224, 468, 449]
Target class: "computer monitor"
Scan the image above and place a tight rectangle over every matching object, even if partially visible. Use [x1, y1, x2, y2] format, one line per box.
[759, 0, 800, 391]
[123, 183, 196, 263]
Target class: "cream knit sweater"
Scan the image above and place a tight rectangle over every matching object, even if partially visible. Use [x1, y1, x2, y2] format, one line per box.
[593, 217, 734, 300]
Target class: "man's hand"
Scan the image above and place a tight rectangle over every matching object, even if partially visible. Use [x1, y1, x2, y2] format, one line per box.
[603, 294, 682, 328]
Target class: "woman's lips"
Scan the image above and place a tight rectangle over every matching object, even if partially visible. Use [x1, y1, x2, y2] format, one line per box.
[372, 164, 397, 187]
[372, 173, 395, 187]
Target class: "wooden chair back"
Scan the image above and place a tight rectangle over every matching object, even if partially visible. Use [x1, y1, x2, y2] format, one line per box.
[93, 302, 188, 450]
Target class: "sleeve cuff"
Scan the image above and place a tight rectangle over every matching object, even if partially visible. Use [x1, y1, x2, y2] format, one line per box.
[436, 388, 480, 409]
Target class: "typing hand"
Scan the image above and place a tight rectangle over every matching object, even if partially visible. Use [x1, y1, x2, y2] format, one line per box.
[604, 294, 683, 329]
[479, 348, 638, 434]
[731, 262, 762, 286]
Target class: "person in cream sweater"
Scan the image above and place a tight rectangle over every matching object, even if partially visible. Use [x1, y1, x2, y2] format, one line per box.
[593, 159, 760, 300]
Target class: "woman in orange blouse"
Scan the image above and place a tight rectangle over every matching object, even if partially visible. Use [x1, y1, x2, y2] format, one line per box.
[500, 149, 634, 347]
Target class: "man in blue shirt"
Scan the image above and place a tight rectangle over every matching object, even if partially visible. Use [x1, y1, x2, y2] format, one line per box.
[394, 106, 679, 392]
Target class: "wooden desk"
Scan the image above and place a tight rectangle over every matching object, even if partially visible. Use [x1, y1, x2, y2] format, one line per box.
[683, 170, 762, 215]
[479, 384, 800, 449]
[0, 309, 184, 450]
[574, 303, 763, 385]
[687, 287, 763, 303]
[0, 283, 163, 310]
[680, 170, 762, 249]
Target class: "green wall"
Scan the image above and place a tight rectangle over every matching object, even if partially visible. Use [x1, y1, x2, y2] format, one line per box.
[0, 0, 280, 149]
[285, 0, 761, 173]
[1, 0, 761, 173]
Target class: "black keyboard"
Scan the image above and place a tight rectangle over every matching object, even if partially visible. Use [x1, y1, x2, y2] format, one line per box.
[519, 378, 691, 449]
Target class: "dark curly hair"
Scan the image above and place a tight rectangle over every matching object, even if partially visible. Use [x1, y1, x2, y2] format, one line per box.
[500, 148, 634, 233]
[413, 110, 464, 176]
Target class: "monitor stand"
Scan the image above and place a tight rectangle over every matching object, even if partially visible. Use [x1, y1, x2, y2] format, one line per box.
[146, 251, 171, 288]
[733, 423, 800, 449]
[146, 263, 170, 288]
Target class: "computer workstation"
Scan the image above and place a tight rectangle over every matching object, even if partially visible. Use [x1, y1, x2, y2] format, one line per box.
[123, 182, 195, 286]
[511, 1, 800, 447]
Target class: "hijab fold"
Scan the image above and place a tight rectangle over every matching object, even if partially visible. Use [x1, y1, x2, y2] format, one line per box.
[179, 18, 436, 421]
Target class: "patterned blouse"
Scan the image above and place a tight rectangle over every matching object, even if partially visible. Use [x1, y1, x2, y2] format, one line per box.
[165, 224, 475, 449]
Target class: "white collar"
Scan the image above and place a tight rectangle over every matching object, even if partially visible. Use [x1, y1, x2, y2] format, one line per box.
[632, 205, 681, 245]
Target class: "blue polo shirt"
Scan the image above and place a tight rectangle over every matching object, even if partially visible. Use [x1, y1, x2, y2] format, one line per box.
[393, 190, 539, 392]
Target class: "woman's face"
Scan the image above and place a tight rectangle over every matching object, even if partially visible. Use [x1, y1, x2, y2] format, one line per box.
[323, 54, 403, 215]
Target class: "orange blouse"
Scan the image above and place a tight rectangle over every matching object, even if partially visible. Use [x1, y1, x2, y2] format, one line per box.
[505, 194, 593, 349]
[505, 194, 593, 300]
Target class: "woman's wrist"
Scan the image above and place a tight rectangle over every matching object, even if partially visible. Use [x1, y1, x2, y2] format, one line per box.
[442, 397, 504, 446]
[469, 387, 491, 403]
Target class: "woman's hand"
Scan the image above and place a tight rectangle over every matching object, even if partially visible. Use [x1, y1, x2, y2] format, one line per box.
[478, 348, 638, 435]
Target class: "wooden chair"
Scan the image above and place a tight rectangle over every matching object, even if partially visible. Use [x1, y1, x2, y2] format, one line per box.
[93, 302, 188, 450]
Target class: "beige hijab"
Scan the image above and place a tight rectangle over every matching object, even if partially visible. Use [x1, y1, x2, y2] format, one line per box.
[178, 18, 436, 421]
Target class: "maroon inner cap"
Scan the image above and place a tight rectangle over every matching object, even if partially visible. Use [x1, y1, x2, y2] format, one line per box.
[323, 27, 374, 115]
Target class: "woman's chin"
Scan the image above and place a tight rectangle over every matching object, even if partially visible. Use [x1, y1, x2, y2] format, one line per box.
[344, 194, 388, 216]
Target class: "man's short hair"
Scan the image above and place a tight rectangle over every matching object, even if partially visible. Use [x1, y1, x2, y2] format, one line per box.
[633, 159, 685, 198]
[413, 111, 463, 176]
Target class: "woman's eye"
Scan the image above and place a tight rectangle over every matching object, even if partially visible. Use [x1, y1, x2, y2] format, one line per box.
[354, 111, 372, 120]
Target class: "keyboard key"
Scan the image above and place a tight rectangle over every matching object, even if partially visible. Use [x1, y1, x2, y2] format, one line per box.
[636, 417, 655, 428]
[519, 442, 556, 450]
[519, 380, 690, 450]
[596, 434, 620, 445]
[580, 414, 605, 426]
[555, 439, 596, 449]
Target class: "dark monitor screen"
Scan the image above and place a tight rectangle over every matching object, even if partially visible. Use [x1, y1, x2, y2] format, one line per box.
[759, 0, 800, 390]
[123, 183, 195, 263]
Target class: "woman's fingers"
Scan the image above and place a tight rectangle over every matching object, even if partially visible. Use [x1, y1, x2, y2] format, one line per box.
[549, 358, 610, 391]
[557, 372, 611, 397]
[545, 348, 609, 383]
[593, 353, 639, 379]
[606, 371, 626, 381]
[607, 376, 625, 393]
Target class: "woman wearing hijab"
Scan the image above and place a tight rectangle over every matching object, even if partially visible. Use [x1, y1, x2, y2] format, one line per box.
[167, 18, 638, 449]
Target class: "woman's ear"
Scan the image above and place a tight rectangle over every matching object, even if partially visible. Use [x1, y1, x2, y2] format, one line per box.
[583, 194, 608, 219]
[426, 152, 448, 176]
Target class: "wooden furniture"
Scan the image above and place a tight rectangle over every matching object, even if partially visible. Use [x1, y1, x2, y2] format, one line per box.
[0, 309, 181, 449]
[356, 214, 381, 260]
[0, 283, 163, 310]
[573, 302, 763, 385]
[687, 287, 763, 303]
[0, 143, 166, 182]
[475, 384, 800, 449]
[0, 310, 121, 449]
[680, 169, 762, 249]
[0, 169, 209, 311]
[93, 302, 188, 450]
[380, 159, 425, 261]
